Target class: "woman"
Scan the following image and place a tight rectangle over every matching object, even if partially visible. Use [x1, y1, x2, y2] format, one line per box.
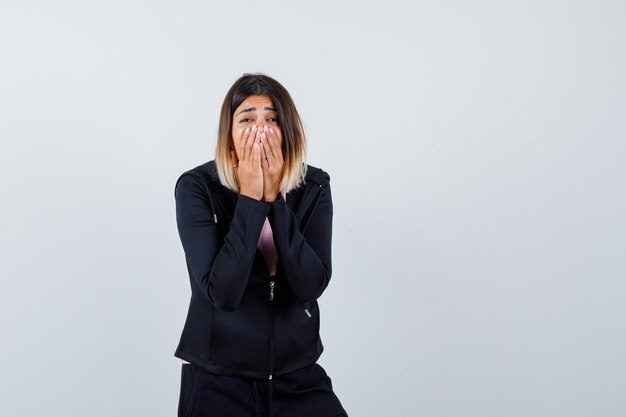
[173, 73, 348, 417]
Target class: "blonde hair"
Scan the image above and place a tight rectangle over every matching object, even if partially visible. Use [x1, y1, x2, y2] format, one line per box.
[214, 73, 308, 193]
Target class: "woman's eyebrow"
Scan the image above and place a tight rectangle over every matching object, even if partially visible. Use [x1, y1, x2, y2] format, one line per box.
[235, 106, 277, 116]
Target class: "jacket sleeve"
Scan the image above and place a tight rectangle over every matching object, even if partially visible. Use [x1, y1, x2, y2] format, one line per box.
[175, 173, 270, 311]
[267, 181, 333, 304]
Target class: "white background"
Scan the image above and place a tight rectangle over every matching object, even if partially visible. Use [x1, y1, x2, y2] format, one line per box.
[1, 1, 625, 416]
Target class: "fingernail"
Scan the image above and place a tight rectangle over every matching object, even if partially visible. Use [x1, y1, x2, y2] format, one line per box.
[252, 125, 257, 131]
[245, 127, 250, 132]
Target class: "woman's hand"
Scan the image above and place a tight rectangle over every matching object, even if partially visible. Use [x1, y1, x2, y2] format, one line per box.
[232, 125, 263, 200]
[259, 125, 284, 202]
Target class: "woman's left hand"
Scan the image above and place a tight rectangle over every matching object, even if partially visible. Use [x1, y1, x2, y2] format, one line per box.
[259, 125, 284, 202]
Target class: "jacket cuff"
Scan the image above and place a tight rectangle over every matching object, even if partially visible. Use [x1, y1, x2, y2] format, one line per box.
[238, 193, 272, 214]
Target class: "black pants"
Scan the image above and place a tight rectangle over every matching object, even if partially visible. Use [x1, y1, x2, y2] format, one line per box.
[178, 361, 349, 417]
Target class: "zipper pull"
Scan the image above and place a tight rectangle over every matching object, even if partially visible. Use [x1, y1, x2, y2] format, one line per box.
[269, 280, 275, 301]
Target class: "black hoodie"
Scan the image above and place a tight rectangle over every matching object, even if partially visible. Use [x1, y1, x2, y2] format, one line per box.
[173, 160, 333, 380]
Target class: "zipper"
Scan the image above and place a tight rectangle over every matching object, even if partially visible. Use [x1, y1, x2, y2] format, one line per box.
[265, 182, 325, 380]
[268, 279, 275, 380]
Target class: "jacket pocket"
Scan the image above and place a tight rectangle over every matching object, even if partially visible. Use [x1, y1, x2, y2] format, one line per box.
[178, 296, 214, 363]
[273, 292, 319, 364]
[209, 287, 270, 371]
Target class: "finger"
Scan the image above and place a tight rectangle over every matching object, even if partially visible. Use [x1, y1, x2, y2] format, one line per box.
[252, 142, 262, 172]
[266, 126, 280, 158]
[252, 130, 262, 164]
[244, 125, 257, 163]
[259, 133, 270, 169]
[261, 132, 273, 165]
[261, 127, 273, 161]
[267, 127, 283, 164]
[239, 127, 251, 162]
[246, 126, 258, 163]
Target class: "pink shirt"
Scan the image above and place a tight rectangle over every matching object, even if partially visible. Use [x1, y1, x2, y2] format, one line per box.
[181, 190, 286, 365]
[256, 190, 286, 277]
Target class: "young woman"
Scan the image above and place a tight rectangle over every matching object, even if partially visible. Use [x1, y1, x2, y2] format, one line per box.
[174, 73, 348, 417]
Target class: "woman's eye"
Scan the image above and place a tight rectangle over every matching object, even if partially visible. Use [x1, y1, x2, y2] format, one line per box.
[240, 118, 252, 123]
[267, 117, 279, 123]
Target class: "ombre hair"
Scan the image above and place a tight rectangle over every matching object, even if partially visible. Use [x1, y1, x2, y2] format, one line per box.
[214, 73, 308, 193]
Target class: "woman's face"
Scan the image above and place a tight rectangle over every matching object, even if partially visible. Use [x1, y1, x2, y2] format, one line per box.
[231, 95, 282, 161]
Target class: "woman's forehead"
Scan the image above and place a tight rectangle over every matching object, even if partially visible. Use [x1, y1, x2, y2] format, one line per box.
[238, 95, 273, 108]
[234, 95, 277, 117]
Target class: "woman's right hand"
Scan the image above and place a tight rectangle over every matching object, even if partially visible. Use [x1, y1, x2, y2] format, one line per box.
[232, 125, 264, 200]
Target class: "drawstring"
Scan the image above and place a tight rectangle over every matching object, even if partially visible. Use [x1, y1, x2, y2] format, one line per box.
[205, 188, 218, 224]
[193, 172, 218, 224]
[175, 172, 219, 224]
